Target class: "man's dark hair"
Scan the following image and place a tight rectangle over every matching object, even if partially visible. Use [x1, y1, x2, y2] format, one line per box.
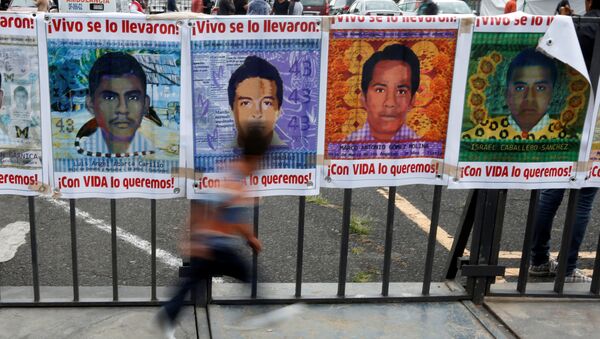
[591, 0, 600, 10]
[555, 0, 570, 14]
[88, 52, 147, 97]
[506, 48, 557, 86]
[14, 86, 27, 96]
[228, 56, 283, 110]
[361, 44, 420, 97]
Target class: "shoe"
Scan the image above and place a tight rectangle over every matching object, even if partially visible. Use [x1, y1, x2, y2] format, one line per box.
[156, 308, 176, 339]
[564, 269, 592, 283]
[529, 257, 559, 277]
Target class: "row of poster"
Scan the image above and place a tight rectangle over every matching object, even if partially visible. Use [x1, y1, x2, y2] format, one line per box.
[1, 12, 599, 199]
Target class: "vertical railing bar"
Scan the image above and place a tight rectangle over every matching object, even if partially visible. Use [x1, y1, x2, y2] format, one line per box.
[516, 190, 540, 294]
[590, 229, 600, 294]
[295, 196, 306, 298]
[28, 196, 40, 302]
[554, 189, 580, 294]
[485, 189, 507, 295]
[337, 189, 352, 297]
[110, 199, 118, 301]
[251, 197, 259, 298]
[151, 199, 157, 301]
[466, 190, 487, 295]
[381, 186, 397, 297]
[422, 185, 443, 295]
[69, 199, 79, 301]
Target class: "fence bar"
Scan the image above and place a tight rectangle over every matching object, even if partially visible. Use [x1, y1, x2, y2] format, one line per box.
[485, 189, 507, 295]
[444, 190, 478, 279]
[516, 190, 540, 293]
[466, 190, 487, 294]
[554, 189, 580, 294]
[422, 185, 443, 295]
[110, 199, 118, 301]
[295, 196, 306, 298]
[251, 197, 259, 298]
[151, 199, 157, 301]
[337, 189, 352, 297]
[69, 199, 79, 301]
[472, 190, 501, 304]
[381, 186, 397, 296]
[28, 196, 40, 302]
[590, 229, 600, 294]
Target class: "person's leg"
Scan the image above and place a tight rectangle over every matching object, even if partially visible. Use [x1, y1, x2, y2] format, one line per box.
[566, 187, 599, 274]
[531, 189, 565, 266]
[162, 258, 208, 322]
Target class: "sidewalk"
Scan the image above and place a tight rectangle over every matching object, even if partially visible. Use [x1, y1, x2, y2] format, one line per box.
[2, 285, 600, 338]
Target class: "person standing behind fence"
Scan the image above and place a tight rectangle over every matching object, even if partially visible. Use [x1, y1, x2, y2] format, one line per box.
[247, 0, 271, 15]
[529, 0, 600, 284]
[287, 0, 302, 15]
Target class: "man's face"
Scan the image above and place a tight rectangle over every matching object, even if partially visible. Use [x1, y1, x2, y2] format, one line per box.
[233, 77, 280, 139]
[86, 74, 149, 142]
[506, 65, 554, 132]
[361, 60, 415, 141]
[14, 90, 27, 110]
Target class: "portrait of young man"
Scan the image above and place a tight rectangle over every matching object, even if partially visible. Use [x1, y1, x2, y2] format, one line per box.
[12, 86, 28, 112]
[462, 48, 567, 141]
[346, 43, 421, 143]
[227, 55, 286, 149]
[74, 52, 162, 158]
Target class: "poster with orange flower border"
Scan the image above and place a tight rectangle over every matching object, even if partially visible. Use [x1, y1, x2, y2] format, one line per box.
[322, 15, 468, 188]
[448, 14, 595, 189]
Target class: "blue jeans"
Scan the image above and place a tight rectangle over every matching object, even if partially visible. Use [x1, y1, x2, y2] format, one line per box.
[531, 188, 598, 274]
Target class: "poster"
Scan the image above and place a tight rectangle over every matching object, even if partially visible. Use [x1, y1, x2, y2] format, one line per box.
[0, 14, 43, 195]
[43, 14, 184, 198]
[185, 17, 324, 197]
[322, 15, 463, 188]
[448, 14, 593, 189]
[585, 82, 600, 186]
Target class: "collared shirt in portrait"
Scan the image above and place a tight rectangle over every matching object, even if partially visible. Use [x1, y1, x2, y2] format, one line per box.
[346, 121, 419, 142]
[77, 130, 155, 157]
[461, 114, 567, 141]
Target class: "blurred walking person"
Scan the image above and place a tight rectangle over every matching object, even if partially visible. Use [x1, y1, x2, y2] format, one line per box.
[157, 127, 269, 339]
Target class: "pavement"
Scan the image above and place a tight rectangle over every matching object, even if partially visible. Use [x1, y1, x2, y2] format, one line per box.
[2, 282, 600, 339]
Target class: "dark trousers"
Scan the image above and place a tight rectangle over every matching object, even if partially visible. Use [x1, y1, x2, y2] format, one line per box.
[531, 188, 598, 274]
[163, 247, 249, 322]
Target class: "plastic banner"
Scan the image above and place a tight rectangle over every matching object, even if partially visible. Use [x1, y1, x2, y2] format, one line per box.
[448, 14, 594, 189]
[185, 16, 324, 197]
[322, 15, 464, 188]
[42, 14, 184, 198]
[0, 13, 44, 196]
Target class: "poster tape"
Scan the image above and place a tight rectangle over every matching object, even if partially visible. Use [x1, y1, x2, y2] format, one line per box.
[459, 17, 474, 34]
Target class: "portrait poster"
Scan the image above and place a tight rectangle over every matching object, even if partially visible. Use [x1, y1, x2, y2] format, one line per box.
[584, 81, 600, 186]
[185, 17, 324, 197]
[0, 13, 43, 195]
[322, 15, 463, 188]
[43, 14, 184, 198]
[449, 15, 593, 189]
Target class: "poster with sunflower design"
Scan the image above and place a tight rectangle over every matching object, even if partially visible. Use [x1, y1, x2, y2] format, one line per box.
[0, 13, 43, 196]
[322, 15, 465, 188]
[450, 14, 594, 189]
[43, 14, 184, 198]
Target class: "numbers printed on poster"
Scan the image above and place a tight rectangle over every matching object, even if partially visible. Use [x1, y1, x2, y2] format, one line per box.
[288, 88, 311, 104]
[56, 118, 74, 133]
[289, 58, 312, 77]
[288, 116, 310, 131]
